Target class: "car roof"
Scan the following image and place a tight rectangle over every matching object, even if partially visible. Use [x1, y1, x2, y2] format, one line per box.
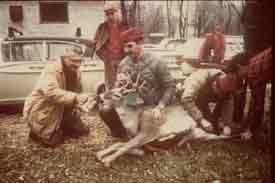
[3, 36, 91, 45]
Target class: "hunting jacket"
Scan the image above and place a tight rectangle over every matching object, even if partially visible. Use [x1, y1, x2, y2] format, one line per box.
[91, 21, 127, 61]
[118, 52, 176, 106]
[23, 59, 81, 140]
[181, 69, 234, 125]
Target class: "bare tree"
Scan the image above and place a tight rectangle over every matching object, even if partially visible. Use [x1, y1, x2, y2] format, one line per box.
[128, 0, 137, 27]
[166, 0, 176, 37]
[120, 0, 138, 27]
[120, 0, 128, 27]
[178, 0, 185, 39]
[225, 3, 232, 34]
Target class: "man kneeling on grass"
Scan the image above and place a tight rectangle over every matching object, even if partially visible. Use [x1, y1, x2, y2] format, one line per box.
[181, 65, 241, 136]
[23, 48, 90, 147]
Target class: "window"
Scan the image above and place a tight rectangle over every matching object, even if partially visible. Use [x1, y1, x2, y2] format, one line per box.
[2, 42, 43, 62]
[39, 2, 69, 23]
[9, 6, 23, 22]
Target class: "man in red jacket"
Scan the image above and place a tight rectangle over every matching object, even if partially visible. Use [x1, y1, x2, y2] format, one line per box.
[90, 2, 128, 90]
[198, 23, 225, 64]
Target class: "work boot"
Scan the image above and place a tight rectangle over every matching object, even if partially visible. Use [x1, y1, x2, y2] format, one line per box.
[62, 119, 90, 138]
[29, 130, 64, 148]
[99, 108, 127, 139]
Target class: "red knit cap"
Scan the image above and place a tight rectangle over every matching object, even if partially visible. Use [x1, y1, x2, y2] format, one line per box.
[215, 73, 238, 96]
[120, 28, 144, 43]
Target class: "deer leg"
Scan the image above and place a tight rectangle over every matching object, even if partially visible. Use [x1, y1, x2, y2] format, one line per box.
[126, 148, 145, 156]
[192, 127, 229, 140]
[177, 130, 196, 147]
[101, 134, 148, 167]
[96, 142, 125, 161]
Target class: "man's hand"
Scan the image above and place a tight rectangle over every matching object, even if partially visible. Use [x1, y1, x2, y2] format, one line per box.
[241, 129, 252, 140]
[152, 104, 165, 120]
[76, 94, 89, 105]
[200, 118, 214, 132]
[222, 126, 232, 136]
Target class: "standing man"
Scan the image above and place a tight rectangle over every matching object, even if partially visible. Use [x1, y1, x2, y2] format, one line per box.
[198, 23, 225, 64]
[239, 0, 272, 140]
[90, 2, 128, 90]
[99, 28, 176, 138]
[23, 48, 90, 147]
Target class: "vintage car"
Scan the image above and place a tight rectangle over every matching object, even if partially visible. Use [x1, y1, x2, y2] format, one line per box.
[174, 35, 244, 62]
[0, 36, 184, 105]
[0, 36, 106, 105]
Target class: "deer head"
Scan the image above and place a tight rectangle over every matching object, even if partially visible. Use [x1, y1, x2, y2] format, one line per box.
[99, 72, 147, 111]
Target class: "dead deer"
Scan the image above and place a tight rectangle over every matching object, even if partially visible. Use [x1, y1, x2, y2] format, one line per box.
[94, 73, 234, 167]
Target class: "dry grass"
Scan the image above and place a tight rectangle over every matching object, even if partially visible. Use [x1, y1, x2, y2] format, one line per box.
[0, 110, 271, 183]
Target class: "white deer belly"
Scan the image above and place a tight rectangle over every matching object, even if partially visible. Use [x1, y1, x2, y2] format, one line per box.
[116, 106, 141, 136]
[159, 105, 197, 137]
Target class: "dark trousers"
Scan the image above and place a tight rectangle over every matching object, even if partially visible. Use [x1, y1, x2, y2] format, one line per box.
[244, 84, 266, 133]
[99, 107, 127, 138]
[29, 111, 89, 148]
[233, 80, 247, 124]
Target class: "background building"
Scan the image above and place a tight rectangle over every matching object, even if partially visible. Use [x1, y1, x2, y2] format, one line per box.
[0, 1, 105, 38]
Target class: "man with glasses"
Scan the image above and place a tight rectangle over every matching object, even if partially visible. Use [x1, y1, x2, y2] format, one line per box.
[23, 48, 90, 147]
[90, 2, 128, 90]
[99, 28, 176, 139]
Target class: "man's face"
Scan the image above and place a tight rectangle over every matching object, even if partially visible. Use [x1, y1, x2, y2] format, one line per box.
[123, 41, 140, 58]
[214, 25, 222, 34]
[105, 10, 118, 23]
[63, 55, 83, 72]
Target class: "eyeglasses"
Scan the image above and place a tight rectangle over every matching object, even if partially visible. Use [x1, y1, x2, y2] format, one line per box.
[70, 58, 82, 62]
[105, 11, 115, 16]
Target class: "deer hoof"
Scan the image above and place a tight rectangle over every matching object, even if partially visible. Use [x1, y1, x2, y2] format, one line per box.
[96, 151, 104, 161]
[102, 157, 113, 167]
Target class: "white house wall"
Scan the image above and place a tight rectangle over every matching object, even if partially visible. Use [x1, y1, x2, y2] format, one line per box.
[0, 1, 105, 38]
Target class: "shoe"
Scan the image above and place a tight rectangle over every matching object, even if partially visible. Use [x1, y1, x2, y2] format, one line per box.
[29, 131, 64, 148]
[63, 121, 90, 138]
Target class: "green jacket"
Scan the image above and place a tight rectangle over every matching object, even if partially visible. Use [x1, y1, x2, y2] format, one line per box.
[118, 52, 176, 106]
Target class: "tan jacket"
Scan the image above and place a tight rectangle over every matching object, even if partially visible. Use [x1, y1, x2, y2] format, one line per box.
[23, 60, 80, 140]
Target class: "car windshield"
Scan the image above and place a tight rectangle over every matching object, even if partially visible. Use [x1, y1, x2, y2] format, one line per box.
[1, 42, 43, 62]
[47, 42, 82, 60]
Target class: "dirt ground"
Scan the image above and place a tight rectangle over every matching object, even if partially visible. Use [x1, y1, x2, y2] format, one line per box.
[0, 109, 271, 183]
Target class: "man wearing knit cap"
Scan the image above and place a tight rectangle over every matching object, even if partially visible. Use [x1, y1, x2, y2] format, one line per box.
[198, 23, 225, 64]
[181, 67, 239, 135]
[99, 28, 176, 138]
[23, 48, 90, 147]
[90, 2, 127, 90]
